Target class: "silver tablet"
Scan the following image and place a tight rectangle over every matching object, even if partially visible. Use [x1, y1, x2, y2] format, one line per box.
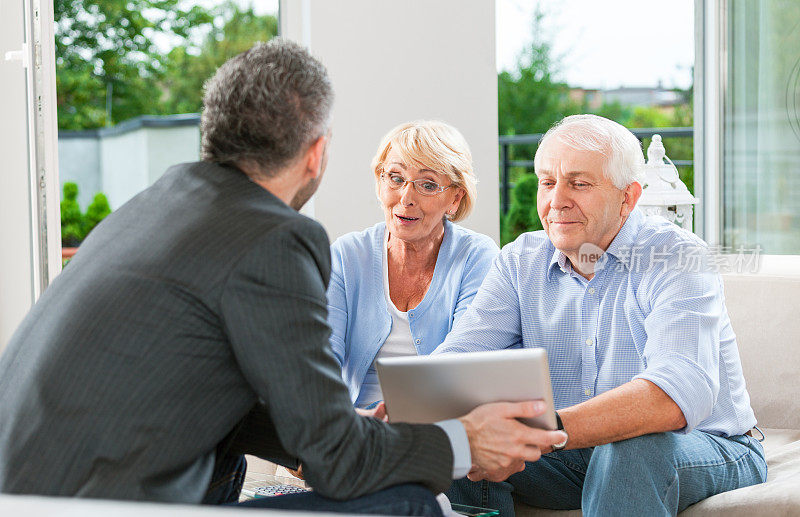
[376, 348, 557, 430]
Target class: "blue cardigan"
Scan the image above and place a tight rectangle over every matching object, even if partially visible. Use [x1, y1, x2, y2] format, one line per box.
[327, 220, 499, 404]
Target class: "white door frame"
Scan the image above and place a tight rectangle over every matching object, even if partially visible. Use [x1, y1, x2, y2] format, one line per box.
[22, 0, 62, 295]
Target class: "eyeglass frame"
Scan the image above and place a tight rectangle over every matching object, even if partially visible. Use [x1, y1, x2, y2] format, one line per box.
[379, 171, 456, 196]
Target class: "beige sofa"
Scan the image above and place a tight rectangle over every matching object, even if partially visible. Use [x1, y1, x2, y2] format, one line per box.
[517, 274, 800, 516]
[248, 274, 800, 515]
[1, 275, 797, 515]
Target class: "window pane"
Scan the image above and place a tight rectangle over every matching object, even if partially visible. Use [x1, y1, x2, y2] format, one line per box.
[723, 0, 800, 253]
[55, 1, 279, 252]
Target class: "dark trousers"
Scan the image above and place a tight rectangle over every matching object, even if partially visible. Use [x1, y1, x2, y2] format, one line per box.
[202, 404, 443, 516]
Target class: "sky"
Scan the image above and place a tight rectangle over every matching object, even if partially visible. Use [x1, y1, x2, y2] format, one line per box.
[197, 0, 694, 91]
[496, 0, 695, 90]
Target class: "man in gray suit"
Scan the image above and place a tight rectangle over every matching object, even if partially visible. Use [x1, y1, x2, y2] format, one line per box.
[0, 40, 566, 514]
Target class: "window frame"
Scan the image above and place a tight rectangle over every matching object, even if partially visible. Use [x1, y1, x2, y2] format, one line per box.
[24, 0, 62, 296]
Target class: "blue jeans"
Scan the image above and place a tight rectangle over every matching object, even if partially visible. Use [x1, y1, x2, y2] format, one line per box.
[446, 431, 767, 516]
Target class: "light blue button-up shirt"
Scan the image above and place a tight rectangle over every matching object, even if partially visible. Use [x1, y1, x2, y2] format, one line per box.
[434, 208, 757, 437]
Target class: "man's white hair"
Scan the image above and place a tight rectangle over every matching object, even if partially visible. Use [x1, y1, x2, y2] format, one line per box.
[533, 114, 645, 189]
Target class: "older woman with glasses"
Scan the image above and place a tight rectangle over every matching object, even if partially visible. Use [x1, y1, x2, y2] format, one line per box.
[327, 120, 499, 409]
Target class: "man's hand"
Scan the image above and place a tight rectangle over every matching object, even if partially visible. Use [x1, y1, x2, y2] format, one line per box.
[459, 401, 567, 482]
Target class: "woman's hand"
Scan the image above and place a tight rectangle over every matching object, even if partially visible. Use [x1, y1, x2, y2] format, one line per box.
[355, 401, 388, 421]
[286, 464, 304, 480]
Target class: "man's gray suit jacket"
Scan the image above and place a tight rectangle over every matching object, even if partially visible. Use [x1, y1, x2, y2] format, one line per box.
[0, 161, 453, 503]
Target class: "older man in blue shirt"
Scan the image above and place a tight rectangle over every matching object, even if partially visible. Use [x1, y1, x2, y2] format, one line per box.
[435, 115, 766, 516]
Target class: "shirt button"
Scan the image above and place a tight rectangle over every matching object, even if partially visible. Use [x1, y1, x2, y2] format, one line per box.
[415, 339, 421, 345]
[588, 287, 595, 294]
[409, 312, 414, 318]
[585, 338, 593, 346]
[584, 388, 591, 396]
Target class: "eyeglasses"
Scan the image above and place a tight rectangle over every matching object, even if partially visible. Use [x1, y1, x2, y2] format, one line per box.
[380, 172, 454, 196]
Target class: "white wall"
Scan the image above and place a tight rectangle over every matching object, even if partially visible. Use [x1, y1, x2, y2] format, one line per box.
[59, 123, 201, 210]
[59, 136, 102, 208]
[102, 125, 201, 209]
[0, 0, 33, 351]
[281, 0, 500, 243]
[101, 130, 149, 209]
[145, 126, 201, 186]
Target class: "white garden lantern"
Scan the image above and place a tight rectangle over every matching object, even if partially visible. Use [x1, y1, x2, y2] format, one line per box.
[638, 134, 698, 231]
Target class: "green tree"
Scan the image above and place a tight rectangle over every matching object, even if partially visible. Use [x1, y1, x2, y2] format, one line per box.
[55, 1, 277, 129]
[60, 182, 84, 246]
[498, 11, 580, 139]
[55, 0, 213, 129]
[665, 96, 695, 195]
[496, 7, 695, 244]
[627, 105, 672, 128]
[160, 3, 279, 114]
[497, 9, 580, 244]
[591, 100, 633, 124]
[624, 103, 694, 196]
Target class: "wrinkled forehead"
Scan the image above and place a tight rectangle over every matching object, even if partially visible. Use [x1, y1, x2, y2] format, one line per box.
[384, 146, 445, 177]
[534, 136, 608, 178]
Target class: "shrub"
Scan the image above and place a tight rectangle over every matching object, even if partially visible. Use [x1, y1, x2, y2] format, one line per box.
[61, 182, 84, 247]
[501, 173, 543, 245]
[85, 193, 111, 235]
[60, 183, 113, 247]
[501, 174, 542, 245]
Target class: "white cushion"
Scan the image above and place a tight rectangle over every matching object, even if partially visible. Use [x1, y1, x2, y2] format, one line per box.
[721, 275, 800, 430]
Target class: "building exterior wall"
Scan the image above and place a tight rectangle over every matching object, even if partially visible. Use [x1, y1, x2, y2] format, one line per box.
[145, 126, 201, 185]
[57, 118, 202, 211]
[100, 130, 149, 209]
[58, 136, 101, 209]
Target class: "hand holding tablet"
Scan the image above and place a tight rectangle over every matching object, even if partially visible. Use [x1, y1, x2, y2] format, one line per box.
[376, 348, 558, 429]
[457, 400, 567, 482]
[376, 348, 568, 482]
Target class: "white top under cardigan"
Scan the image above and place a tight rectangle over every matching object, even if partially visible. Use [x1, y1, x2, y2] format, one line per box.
[356, 231, 417, 407]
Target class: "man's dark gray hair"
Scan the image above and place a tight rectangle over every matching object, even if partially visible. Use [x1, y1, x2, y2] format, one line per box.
[200, 39, 333, 177]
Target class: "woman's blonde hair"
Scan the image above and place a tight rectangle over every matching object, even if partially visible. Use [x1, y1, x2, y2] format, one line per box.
[371, 120, 477, 222]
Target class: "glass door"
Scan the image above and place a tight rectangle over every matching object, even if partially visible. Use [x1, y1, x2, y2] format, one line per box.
[721, 0, 800, 254]
[0, 0, 61, 351]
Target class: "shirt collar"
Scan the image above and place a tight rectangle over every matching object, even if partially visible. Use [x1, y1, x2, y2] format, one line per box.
[545, 207, 644, 280]
[547, 246, 573, 281]
[604, 207, 644, 269]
